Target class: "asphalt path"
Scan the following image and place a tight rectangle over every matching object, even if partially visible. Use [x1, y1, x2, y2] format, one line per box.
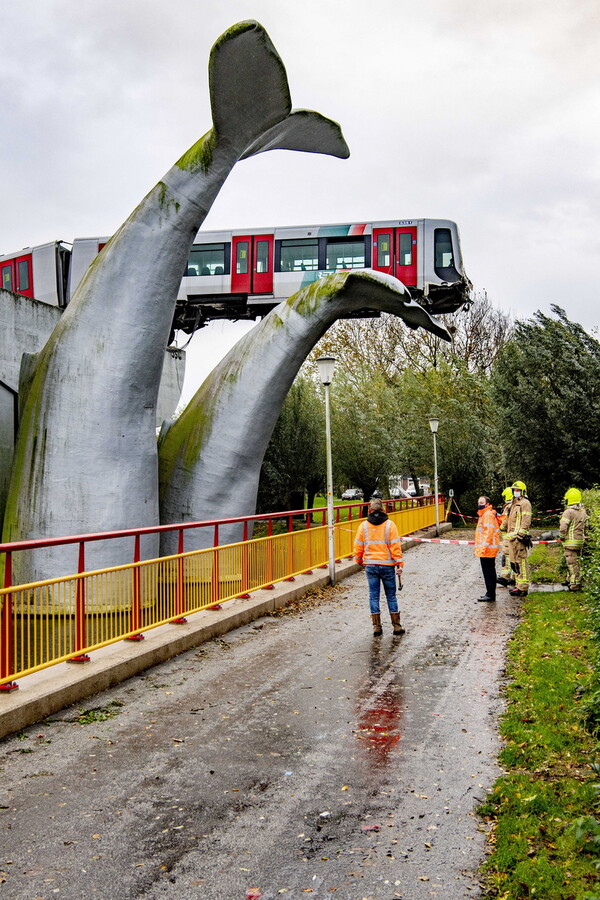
[0, 541, 520, 900]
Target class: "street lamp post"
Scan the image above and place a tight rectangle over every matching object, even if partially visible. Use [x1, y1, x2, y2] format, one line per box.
[316, 355, 337, 585]
[428, 416, 440, 536]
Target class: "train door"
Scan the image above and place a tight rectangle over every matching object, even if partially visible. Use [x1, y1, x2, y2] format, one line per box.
[231, 234, 274, 294]
[372, 226, 417, 286]
[0, 255, 33, 297]
[15, 254, 33, 298]
[1, 260, 14, 292]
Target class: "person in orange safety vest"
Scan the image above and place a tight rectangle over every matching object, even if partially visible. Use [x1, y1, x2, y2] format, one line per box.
[353, 498, 404, 636]
[474, 495, 501, 602]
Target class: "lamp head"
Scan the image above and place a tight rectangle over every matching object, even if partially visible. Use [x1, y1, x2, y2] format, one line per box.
[428, 416, 439, 434]
[316, 354, 337, 386]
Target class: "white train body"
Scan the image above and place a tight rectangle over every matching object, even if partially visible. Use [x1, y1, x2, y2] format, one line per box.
[0, 218, 471, 334]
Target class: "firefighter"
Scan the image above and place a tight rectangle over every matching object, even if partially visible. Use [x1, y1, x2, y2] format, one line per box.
[559, 488, 588, 591]
[496, 486, 515, 587]
[353, 498, 404, 636]
[504, 480, 532, 597]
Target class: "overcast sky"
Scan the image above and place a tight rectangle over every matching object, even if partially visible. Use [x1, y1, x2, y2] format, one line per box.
[2, 0, 599, 403]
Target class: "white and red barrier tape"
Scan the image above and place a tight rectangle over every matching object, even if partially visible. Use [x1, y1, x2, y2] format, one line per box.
[405, 536, 561, 546]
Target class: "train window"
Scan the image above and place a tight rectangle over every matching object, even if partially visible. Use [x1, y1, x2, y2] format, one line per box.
[256, 240, 269, 273]
[279, 239, 318, 272]
[236, 241, 249, 275]
[187, 243, 226, 276]
[377, 234, 391, 267]
[1, 264, 12, 291]
[326, 239, 365, 270]
[17, 260, 30, 291]
[434, 229, 454, 269]
[399, 233, 412, 266]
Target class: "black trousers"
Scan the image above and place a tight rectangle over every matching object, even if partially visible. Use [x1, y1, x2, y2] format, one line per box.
[479, 556, 497, 599]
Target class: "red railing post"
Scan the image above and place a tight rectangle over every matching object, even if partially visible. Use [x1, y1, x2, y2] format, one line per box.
[68, 542, 90, 663]
[265, 517, 275, 589]
[126, 534, 144, 641]
[304, 512, 313, 574]
[237, 521, 251, 598]
[173, 529, 187, 623]
[210, 525, 222, 609]
[0, 551, 18, 692]
[284, 514, 295, 582]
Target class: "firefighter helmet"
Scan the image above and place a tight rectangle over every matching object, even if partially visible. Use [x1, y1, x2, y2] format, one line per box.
[511, 480, 527, 493]
[502, 487, 513, 502]
[563, 488, 582, 506]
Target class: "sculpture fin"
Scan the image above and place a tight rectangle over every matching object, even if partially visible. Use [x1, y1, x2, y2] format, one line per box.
[209, 21, 292, 152]
[240, 109, 350, 160]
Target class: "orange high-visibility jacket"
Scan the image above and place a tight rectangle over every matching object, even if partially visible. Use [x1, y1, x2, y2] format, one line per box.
[474, 507, 501, 558]
[353, 518, 403, 566]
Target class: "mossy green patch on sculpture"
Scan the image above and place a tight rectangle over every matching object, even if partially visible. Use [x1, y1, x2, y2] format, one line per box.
[176, 129, 218, 174]
[157, 182, 181, 216]
[158, 398, 217, 487]
[1, 348, 53, 543]
[291, 272, 348, 318]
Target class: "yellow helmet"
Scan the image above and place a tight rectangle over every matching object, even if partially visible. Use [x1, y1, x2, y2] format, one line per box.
[511, 480, 527, 493]
[502, 487, 513, 502]
[564, 488, 582, 505]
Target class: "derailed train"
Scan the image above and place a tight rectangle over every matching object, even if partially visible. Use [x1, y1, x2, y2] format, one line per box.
[0, 217, 471, 334]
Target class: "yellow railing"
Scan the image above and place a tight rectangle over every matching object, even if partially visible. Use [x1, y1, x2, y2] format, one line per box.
[0, 502, 442, 686]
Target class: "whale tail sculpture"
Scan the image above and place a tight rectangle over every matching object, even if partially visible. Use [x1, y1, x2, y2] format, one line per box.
[2, 20, 350, 585]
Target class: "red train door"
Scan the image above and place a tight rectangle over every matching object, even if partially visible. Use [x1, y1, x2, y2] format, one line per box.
[231, 234, 274, 294]
[372, 226, 417, 286]
[395, 227, 417, 286]
[372, 228, 394, 275]
[1, 260, 14, 292]
[15, 254, 34, 298]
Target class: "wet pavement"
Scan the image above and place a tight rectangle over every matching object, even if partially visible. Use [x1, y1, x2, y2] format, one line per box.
[0, 542, 520, 900]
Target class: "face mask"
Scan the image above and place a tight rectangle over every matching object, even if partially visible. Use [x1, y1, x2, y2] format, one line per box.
[477, 503, 486, 510]
[513, 491, 521, 499]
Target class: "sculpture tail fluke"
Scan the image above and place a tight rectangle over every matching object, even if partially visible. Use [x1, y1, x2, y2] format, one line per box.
[208, 22, 349, 161]
[209, 21, 292, 152]
[240, 109, 350, 160]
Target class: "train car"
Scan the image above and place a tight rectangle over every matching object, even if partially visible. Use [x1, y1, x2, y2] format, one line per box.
[0, 218, 471, 334]
[173, 218, 471, 333]
[0, 240, 71, 307]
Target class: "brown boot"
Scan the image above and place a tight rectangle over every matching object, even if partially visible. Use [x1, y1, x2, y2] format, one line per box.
[371, 614, 383, 636]
[390, 612, 405, 636]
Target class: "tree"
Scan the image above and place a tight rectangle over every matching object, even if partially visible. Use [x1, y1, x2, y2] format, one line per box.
[391, 361, 497, 509]
[491, 306, 600, 508]
[330, 371, 400, 500]
[256, 375, 324, 513]
[311, 292, 512, 383]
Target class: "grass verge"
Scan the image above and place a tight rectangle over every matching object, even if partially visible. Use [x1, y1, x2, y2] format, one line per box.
[478, 587, 599, 898]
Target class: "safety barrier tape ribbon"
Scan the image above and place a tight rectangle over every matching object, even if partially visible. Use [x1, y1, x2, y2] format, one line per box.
[406, 537, 562, 546]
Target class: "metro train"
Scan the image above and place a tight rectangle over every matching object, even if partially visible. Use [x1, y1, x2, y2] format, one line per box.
[0, 218, 471, 335]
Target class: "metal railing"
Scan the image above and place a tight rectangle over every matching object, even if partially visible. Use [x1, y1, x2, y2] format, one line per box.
[0, 496, 442, 689]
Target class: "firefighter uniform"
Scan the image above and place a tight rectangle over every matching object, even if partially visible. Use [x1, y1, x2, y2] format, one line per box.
[497, 486, 514, 586]
[559, 488, 587, 591]
[504, 480, 532, 596]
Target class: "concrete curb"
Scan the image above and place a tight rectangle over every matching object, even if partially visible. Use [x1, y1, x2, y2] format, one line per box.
[0, 523, 451, 739]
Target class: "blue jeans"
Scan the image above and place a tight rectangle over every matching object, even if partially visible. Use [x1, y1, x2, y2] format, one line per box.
[365, 565, 398, 614]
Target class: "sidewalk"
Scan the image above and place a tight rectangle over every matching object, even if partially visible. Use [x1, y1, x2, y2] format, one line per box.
[0, 524, 449, 740]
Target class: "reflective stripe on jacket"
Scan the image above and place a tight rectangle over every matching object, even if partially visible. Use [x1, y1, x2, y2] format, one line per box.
[506, 497, 532, 539]
[474, 507, 500, 558]
[559, 504, 587, 549]
[353, 519, 403, 566]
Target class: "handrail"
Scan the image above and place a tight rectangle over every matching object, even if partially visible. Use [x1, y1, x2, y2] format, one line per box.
[0, 495, 438, 555]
